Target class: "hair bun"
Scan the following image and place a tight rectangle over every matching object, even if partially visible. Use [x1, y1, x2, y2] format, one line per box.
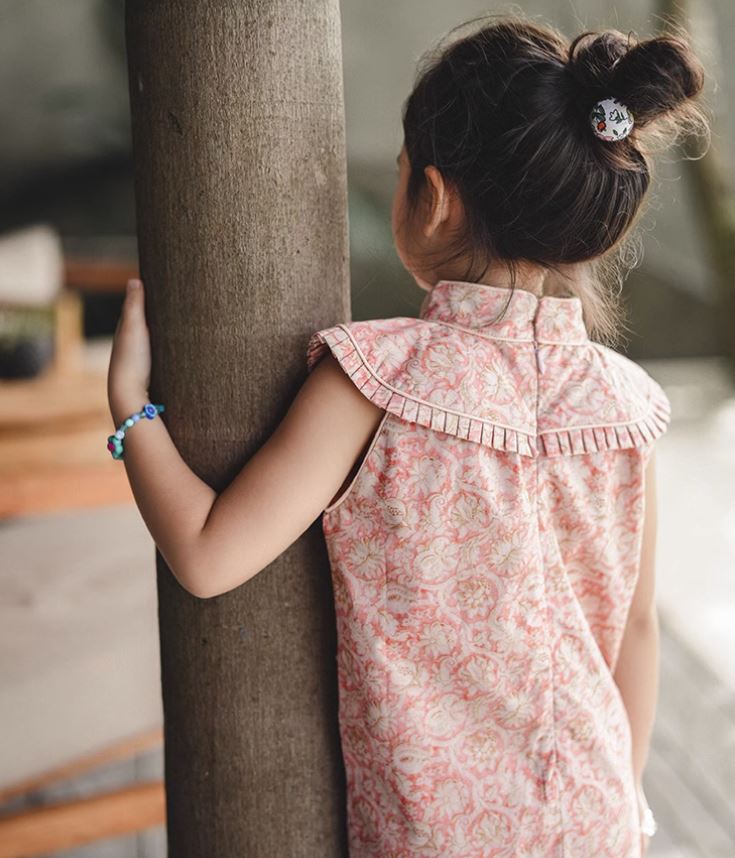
[566, 28, 705, 132]
[566, 30, 630, 93]
[612, 36, 705, 125]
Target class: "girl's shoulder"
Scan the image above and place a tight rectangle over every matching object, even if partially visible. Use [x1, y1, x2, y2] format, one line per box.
[307, 316, 444, 375]
[306, 317, 670, 459]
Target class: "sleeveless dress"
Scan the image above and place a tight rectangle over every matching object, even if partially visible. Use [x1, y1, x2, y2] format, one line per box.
[305, 279, 670, 858]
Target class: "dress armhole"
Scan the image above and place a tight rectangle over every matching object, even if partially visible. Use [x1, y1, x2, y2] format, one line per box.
[323, 410, 391, 515]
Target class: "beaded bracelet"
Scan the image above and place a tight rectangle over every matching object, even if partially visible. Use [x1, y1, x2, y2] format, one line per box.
[107, 402, 165, 460]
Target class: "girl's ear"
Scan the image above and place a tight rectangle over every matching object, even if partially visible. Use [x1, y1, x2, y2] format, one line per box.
[422, 164, 450, 239]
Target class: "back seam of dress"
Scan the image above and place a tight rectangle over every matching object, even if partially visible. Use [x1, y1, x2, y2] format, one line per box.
[532, 306, 566, 857]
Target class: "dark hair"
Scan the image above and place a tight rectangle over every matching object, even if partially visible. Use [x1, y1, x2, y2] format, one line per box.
[399, 14, 708, 345]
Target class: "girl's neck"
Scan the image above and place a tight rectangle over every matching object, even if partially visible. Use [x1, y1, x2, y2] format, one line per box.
[434, 262, 547, 298]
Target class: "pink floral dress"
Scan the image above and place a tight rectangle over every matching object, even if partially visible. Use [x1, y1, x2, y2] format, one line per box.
[306, 279, 670, 858]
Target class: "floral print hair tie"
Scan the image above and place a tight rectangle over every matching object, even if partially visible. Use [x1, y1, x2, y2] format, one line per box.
[590, 97, 634, 142]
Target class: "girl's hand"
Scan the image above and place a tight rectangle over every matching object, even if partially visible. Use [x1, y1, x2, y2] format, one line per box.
[107, 278, 151, 416]
[636, 781, 652, 856]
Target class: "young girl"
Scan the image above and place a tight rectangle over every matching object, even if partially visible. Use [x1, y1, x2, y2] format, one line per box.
[108, 14, 707, 858]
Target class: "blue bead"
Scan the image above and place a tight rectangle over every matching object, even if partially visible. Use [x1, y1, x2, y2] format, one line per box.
[132, 413, 140, 422]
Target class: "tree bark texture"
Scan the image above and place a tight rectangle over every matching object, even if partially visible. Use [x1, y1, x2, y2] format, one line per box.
[125, 2, 351, 855]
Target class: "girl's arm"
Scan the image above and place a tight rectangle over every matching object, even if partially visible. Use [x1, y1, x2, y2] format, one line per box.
[108, 278, 385, 599]
[613, 449, 660, 790]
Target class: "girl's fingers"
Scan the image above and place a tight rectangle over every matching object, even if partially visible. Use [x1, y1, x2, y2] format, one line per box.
[124, 279, 146, 317]
[126, 278, 143, 299]
[112, 279, 145, 342]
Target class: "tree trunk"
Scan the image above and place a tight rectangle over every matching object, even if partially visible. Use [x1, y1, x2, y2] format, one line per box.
[125, 2, 350, 855]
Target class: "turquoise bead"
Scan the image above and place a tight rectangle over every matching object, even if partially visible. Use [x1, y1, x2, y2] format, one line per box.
[125, 418, 134, 427]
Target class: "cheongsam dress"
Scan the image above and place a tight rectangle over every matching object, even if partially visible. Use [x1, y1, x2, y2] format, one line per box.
[305, 279, 670, 858]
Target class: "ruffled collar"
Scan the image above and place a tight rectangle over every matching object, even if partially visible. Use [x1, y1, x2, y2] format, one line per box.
[418, 279, 589, 344]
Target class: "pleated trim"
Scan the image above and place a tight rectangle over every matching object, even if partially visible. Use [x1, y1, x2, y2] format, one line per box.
[538, 390, 671, 457]
[306, 323, 671, 459]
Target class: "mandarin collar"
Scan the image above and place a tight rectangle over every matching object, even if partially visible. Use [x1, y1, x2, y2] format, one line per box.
[418, 279, 589, 344]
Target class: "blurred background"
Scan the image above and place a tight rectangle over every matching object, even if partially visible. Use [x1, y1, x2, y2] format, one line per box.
[0, 0, 733, 856]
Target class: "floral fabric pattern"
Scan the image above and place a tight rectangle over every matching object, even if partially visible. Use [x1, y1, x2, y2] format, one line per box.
[306, 280, 670, 857]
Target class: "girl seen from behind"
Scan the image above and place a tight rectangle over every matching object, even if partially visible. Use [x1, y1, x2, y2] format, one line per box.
[108, 13, 708, 858]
